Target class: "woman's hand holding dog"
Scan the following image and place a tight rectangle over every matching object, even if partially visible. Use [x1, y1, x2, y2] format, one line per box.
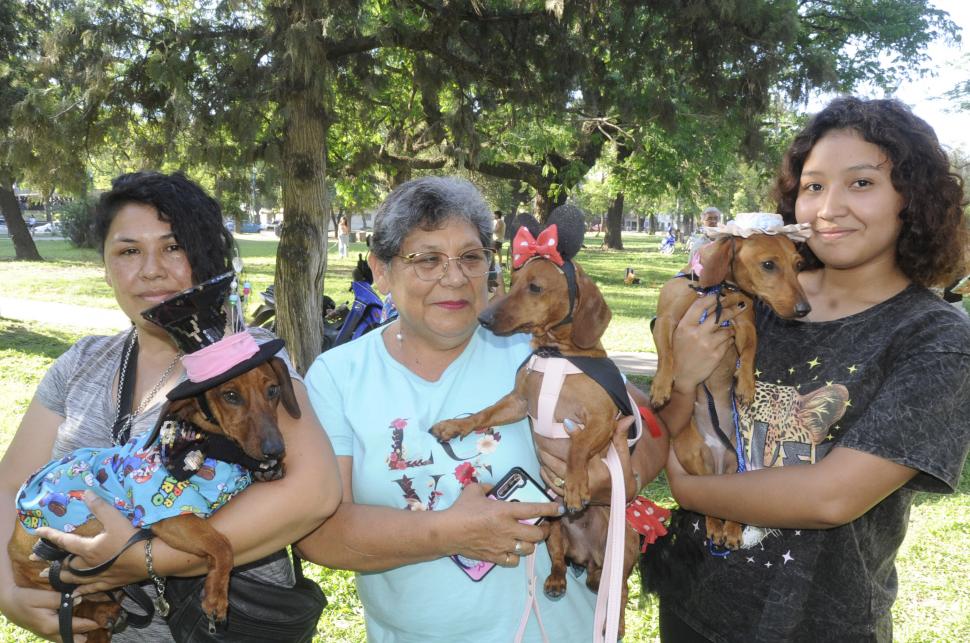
[0, 583, 96, 643]
[670, 295, 745, 394]
[535, 416, 638, 506]
[442, 482, 562, 567]
[32, 491, 145, 595]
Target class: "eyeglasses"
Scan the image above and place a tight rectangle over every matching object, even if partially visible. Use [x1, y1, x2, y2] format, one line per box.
[396, 248, 496, 282]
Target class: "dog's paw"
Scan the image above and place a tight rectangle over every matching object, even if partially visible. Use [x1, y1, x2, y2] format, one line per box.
[734, 374, 756, 406]
[429, 418, 474, 441]
[649, 375, 674, 408]
[563, 478, 590, 514]
[543, 575, 567, 600]
[705, 515, 726, 547]
[722, 520, 744, 550]
[200, 587, 229, 625]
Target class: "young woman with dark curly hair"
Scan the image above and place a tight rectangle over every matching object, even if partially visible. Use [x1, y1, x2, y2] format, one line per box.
[648, 97, 970, 641]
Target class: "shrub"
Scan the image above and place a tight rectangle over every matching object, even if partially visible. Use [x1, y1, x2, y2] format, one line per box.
[59, 199, 97, 249]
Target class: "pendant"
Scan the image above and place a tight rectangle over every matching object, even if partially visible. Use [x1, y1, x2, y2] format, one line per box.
[154, 593, 170, 618]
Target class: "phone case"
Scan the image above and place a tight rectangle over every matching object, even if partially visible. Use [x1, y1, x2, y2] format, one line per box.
[449, 467, 553, 582]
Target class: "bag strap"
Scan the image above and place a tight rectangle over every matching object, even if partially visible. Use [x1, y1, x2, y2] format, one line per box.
[111, 329, 139, 445]
[291, 547, 308, 582]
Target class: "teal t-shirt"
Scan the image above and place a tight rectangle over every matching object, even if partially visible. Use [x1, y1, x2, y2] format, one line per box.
[306, 325, 596, 642]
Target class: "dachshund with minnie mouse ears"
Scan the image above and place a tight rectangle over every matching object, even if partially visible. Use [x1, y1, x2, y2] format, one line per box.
[432, 205, 666, 642]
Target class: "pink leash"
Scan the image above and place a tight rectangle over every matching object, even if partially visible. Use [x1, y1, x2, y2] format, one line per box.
[517, 354, 642, 643]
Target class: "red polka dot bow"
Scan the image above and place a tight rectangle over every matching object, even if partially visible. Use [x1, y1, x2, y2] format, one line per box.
[512, 224, 564, 269]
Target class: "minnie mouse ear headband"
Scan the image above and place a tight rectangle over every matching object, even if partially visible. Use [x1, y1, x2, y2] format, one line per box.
[510, 205, 587, 328]
[510, 204, 586, 269]
[141, 271, 283, 400]
[702, 212, 812, 242]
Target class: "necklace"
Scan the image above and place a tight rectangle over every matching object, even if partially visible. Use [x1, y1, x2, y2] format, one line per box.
[115, 328, 183, 444]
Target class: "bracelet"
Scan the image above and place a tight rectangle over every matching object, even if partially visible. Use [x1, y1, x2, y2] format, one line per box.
[145, 537, 170, 617]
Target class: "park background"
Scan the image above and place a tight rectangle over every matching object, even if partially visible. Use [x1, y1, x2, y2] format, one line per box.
[2, 0, 969, 641]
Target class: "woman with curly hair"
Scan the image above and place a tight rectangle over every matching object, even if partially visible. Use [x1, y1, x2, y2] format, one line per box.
[0, 172, 340, 641]
[649, 97, 970, 640]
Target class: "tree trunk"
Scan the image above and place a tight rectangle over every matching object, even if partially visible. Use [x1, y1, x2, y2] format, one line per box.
[648, 212, 657, 234]
[603, 191, 624, 250]
[534, 187, 566, 223]
[274, 43, 329, 374]
[0, 175, 42, 261]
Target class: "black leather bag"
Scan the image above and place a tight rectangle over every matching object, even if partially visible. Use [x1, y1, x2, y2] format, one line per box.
[163, 549, 326, 643]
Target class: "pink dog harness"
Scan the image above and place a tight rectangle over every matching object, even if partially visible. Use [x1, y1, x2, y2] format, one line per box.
[514, 352, 642, 643]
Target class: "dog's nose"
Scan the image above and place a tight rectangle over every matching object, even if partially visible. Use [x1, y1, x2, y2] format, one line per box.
[478, 310, 494, 329]
[794, 301, 812, 318]
[260, 434, 285, 460]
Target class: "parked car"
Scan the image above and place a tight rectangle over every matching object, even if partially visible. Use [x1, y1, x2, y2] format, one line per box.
[33, 221, 62, 235]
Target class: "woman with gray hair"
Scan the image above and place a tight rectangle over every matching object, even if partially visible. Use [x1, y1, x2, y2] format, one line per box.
[298, 176, 603, 641]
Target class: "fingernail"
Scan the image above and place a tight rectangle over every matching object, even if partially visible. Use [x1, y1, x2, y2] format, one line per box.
[557, 504, 566, 515]
[563, 418, 579, 433]
[39, 568, 49, 579]
[83, 490, 95, 501]
[73, 594, 84, 605]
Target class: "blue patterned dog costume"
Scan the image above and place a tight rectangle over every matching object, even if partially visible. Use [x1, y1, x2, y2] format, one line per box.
[16, 418, 252, 534]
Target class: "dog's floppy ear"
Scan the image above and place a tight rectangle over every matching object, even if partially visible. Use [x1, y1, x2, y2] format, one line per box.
[165, 397, 200, 420]
[270, 357, 301, 419]
[570, 264, 611, 349]
[698, 238, 735, 288]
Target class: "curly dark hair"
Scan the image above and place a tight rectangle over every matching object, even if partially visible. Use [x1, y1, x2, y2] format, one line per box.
[773, 96, 967, 288]
[93, 171, 236, 284]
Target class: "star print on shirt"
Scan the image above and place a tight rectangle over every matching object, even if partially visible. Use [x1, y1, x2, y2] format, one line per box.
[782, 551, 794, 564]
[764, 561, 773, 568]
[746, 556, 755, 564]
[692, 520, 701, 533]
[848, 364, 858, 374]
[807, 357, 820, 369]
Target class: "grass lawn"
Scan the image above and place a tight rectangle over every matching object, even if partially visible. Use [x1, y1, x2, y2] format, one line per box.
[1, 231, 683, 352]
[1, 233, 968, 641]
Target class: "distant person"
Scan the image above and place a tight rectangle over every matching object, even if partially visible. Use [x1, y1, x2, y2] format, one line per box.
[338, 215, 351, 258]
[27, 215, 36, 236]
[686, 206, 721, 265]
[492, 210, 506, 264]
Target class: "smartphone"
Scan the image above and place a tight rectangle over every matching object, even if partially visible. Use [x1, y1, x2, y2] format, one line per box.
[450, 467, 553, 581]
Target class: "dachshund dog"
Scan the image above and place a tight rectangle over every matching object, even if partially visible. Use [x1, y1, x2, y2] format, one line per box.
[432, 222, 640, 638]
[650, 232, 809, 549]
[8, 357, 299, 643]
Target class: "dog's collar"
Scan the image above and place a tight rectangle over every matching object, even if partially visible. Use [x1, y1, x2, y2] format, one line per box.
[147, 416, 279, 481]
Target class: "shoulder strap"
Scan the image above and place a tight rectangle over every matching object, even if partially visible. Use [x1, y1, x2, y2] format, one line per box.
[111, 330, 138, 446]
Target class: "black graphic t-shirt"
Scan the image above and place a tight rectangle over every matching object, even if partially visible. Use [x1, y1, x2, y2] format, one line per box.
[658, 284, 970, 642]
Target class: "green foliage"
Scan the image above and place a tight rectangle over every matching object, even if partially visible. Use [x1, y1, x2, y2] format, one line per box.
[58, 199, 98, 249]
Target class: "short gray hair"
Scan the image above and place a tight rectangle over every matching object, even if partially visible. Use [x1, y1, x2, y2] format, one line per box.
[370, 176, 492, 262]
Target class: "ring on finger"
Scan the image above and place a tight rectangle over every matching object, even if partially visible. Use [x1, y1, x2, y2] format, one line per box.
[514, 540, 524, 555]
[553, 476, 565, 488]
